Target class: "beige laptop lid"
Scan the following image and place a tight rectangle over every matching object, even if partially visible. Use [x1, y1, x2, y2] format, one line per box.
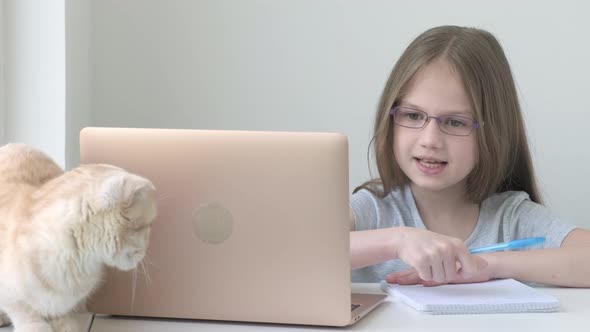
[81, 127, 372, 326]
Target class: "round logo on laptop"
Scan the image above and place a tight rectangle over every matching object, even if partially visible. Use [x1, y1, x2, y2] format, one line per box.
[192, 202, 234, 244]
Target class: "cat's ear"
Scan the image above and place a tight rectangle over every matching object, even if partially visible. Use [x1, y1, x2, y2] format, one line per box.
[92, 173, 156, 222]
[122, 176, 157, 224]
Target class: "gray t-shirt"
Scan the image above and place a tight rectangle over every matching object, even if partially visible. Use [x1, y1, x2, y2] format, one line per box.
[351, 185, 578, 283]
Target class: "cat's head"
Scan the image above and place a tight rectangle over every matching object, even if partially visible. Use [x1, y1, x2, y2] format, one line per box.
[77, 165, 157, 271]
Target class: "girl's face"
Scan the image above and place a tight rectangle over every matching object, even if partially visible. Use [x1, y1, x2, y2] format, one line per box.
[393, 58, 478, 194]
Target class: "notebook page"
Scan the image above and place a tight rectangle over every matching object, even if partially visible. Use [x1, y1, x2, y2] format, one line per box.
[380, 279, 560, 314]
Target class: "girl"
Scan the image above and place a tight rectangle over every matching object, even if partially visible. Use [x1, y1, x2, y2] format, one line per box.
[350, 25, 590, 287]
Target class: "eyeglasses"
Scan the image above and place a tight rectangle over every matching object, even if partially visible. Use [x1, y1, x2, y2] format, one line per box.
[389, 106, 480, 136]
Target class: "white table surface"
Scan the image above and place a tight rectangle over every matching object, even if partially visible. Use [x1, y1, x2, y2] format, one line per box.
[1, 283, 589, 331]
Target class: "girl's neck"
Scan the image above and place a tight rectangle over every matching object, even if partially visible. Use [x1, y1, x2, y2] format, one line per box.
[410, 182, 479, 240]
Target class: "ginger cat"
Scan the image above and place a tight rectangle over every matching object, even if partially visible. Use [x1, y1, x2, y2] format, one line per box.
[0, 143, 157, 332]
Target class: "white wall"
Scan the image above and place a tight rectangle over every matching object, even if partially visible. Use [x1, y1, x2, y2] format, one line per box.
[87, 0, 590, 228]
[65, 0, 91, 169]
[0, 0, 5, 144]
[3, 0, 65, 167]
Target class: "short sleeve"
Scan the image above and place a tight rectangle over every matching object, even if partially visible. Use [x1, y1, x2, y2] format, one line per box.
[350, 189, 379, 231]
[506, 197, 577, 248]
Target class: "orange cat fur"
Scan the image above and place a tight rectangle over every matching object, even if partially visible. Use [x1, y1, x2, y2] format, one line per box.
[0, 143, 157, 332]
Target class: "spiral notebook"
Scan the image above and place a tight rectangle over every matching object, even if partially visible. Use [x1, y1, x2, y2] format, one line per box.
[380, 279, 560, 314]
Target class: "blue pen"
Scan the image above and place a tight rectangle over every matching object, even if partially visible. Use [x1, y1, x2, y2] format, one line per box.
[469, 237, 545, 254]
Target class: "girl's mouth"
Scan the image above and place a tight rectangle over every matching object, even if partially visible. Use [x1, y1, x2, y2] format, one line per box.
[414, 158, 448, 174]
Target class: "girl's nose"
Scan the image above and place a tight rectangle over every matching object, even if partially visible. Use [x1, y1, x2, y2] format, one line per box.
[418, 118, 444, 148]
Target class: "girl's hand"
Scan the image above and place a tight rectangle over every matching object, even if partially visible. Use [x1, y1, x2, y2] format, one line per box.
[386, 253, 494, 286]
[393, 227, 488, 283]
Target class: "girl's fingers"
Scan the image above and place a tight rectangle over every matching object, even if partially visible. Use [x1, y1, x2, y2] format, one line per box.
[455, 248, 480, 276]
[385, 268, 417, 283]
[458, 255, 488, 278]
[426, 248, 455, 283]
[386, 269, 423, 285]
[417, 264, 433, 282]
[430, 260, 446, 283]
[422, 279, 446, 287]
[442, 252, 458, 282]
[396, 274, 423, 285]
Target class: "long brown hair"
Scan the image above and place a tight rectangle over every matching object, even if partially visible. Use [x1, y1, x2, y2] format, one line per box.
[355, 25, 542, 204]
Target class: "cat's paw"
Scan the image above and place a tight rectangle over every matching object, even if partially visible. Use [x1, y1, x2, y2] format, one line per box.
[48, 315, 78, 332]
[0, 311, 11, 327]
[1, 304, 53, 332]
[12, 322, 53, 332]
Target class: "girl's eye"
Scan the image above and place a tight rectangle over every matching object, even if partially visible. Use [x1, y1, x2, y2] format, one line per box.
[404, 112, 424, 121]
[446, 118, 467, 127]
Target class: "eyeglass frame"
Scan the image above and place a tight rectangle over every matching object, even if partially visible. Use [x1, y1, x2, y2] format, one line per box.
[389, 105, 481, 136]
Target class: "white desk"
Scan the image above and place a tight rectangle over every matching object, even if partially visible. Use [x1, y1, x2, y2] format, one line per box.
[0, 314, 93, 332]
[1, 284, 589, 331]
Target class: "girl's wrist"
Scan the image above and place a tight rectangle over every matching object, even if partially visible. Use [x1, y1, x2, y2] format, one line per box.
[483, 252, 507, 279]
[385, 226, 407, 261]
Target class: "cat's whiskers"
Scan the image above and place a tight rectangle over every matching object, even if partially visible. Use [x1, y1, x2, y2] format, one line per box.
[140, 259, 152, 286]
[130, 253, 156, 310]
[142, 254, 160, 269]
[130, 268, 138, 311]
[156, 192, 172, 204]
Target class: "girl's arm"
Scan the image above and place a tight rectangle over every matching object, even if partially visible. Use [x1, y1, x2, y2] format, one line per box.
[386, 228, 590, 287]
[489, 228, 590, 287]
[350, 229, 398, 270]
[350, 227, 486, 283]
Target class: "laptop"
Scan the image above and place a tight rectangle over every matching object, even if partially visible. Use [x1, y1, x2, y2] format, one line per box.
[80, 127, 385, 327]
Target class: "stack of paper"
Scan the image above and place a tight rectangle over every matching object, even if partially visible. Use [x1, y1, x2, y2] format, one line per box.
[380, 279, 560, 314]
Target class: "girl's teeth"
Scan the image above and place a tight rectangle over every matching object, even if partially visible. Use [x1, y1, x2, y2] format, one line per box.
[419, 159, 444, 168]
